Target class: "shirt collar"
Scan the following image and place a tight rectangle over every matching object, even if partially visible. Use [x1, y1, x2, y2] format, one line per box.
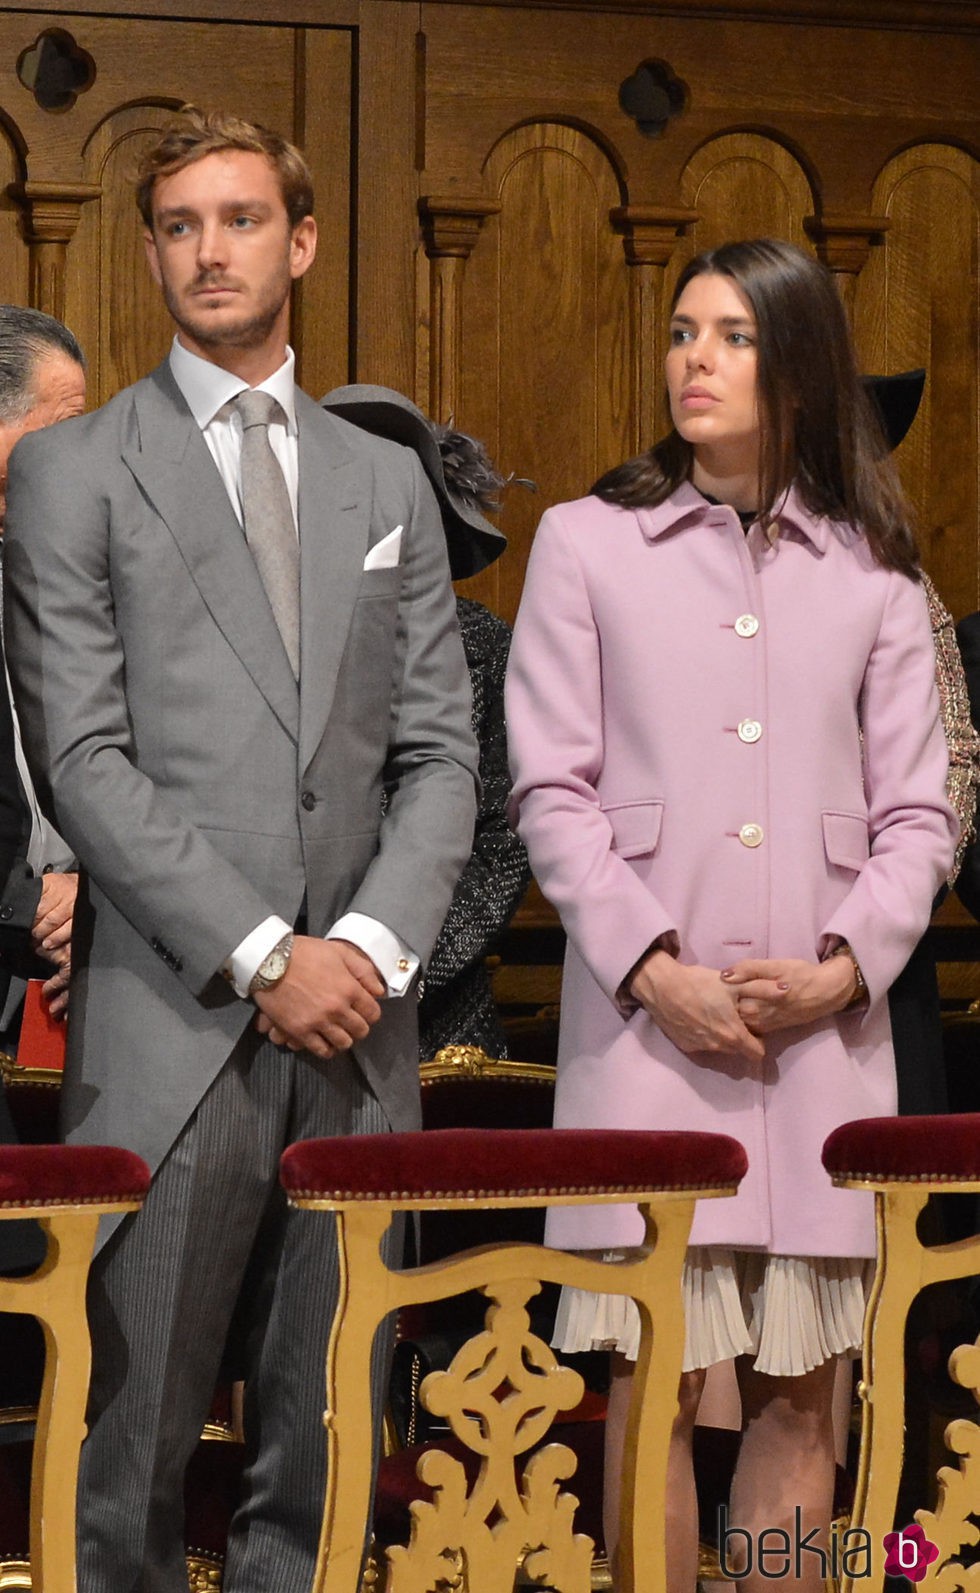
[633, 479, 849, 554]
[167, 336, 298, 434]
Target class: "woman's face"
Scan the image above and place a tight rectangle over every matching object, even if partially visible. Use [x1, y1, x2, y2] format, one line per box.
[666, 271, 761, 476]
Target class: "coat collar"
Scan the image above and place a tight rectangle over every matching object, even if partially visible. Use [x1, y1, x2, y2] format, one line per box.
[634, 480, 853, 555]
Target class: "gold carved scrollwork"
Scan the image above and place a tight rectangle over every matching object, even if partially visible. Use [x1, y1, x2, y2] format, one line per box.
[915, 1335, 980, 1589]
[385, 1278, 594, 1593]
[185, 1554, 223, 1590]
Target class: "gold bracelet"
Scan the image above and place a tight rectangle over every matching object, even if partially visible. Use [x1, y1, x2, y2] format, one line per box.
[826, 942, 867, 1009]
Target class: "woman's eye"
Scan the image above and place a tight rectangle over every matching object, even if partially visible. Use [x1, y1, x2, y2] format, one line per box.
[728, 331, 755, 346]
[669, 326, 693, 345]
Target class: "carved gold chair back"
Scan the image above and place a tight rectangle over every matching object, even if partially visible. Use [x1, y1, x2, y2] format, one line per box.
[280, 1123, 747, 1593]
[0, 1143, 149, 1593]
[823, 1113, 980, 1593]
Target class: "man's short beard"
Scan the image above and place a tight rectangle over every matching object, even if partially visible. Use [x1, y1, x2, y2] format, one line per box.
[164, 279, 290, 352]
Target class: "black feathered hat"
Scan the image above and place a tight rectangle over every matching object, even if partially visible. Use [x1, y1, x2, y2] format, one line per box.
[320, 384, 508, 579]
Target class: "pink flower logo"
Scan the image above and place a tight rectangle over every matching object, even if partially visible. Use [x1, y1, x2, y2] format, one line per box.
[883, 1524, 939, 1582]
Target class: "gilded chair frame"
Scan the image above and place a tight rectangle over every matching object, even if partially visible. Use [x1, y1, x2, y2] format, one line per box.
[829, 1168, 980, 1593]
[288, 1162, 741, 1593]
[0, 1191, 145, 1593]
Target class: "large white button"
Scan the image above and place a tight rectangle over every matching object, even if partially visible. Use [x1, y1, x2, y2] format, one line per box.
[738, 719, 762, 744]
[739, 823, 764, 848]
[735, 614, 759, 638]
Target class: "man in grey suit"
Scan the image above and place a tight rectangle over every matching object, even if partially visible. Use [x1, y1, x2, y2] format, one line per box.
[4, 108, 478, 1593]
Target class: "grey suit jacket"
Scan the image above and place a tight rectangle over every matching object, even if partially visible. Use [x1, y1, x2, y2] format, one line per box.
[3, 361, 478, 1183]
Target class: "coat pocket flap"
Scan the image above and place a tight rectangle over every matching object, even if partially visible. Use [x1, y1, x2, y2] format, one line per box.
[822, 810, 870, 872]
[603, 799, 664, 859]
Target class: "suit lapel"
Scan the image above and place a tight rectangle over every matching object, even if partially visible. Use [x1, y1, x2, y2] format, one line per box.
[124, 364, 299, 742]
[295, 391, 373, 773]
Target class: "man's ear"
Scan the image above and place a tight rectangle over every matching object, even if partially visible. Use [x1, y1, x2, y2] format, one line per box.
[289, 215, 317, 283]
[143, 229, 163, 287]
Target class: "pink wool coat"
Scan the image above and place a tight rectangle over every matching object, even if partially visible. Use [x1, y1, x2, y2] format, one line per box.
[505, 483, 958, 1258]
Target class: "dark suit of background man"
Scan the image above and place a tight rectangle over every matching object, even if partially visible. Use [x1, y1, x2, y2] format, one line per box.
[0, 306, 84, 1278]
[0, 305, 85, 1040]
[4, 109, 478, 1593]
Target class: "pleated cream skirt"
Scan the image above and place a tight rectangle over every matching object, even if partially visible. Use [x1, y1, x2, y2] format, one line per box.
[552, 1247, 872, 1379]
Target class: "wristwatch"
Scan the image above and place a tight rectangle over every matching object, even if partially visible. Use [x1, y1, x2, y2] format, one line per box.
[248, 932, 294, 995]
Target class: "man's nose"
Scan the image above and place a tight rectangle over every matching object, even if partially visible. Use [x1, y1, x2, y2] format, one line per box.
[197, 221, 228, 270]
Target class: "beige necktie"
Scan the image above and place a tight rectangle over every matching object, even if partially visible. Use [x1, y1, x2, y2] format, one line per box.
[234, 390, 300, 678]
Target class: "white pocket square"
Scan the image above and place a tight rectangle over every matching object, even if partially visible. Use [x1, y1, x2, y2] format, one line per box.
[363, 526, 402, 571]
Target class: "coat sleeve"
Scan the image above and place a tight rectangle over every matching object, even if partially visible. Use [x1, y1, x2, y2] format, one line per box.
[505, 506, 677, 1008]
[330, 451, 479, 966]
[3, 422, 298, 997]
[820, 566, 958, 1007]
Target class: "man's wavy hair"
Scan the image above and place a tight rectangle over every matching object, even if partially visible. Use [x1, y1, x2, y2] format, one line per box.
[136, 107, 314, 230]
[593, 238, 919, 579]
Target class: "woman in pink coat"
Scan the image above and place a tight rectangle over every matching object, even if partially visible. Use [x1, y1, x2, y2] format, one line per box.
[505, 239, 957, 1590]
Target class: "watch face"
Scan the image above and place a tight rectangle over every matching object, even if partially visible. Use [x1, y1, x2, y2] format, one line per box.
[252, 936, 293, 993]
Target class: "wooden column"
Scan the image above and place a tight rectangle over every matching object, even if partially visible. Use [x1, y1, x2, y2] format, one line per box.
[10, 181, 102, 322]
[610, 206, 699, 450]
[419, 196, 500, 424]
[804, 213, 890, 316]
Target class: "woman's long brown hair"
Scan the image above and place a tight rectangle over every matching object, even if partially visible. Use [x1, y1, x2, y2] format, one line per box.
[593, 239, 920, 578]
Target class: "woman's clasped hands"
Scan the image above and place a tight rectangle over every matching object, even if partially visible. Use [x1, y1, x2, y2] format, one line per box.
[629, 947, 858, 1061]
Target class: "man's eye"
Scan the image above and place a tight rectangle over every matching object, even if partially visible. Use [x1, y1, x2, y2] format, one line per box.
[230, 215, 255, 229]
[167, 222, 189, 238]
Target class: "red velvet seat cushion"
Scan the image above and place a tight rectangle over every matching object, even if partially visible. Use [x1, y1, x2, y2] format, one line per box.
[0, 1145, 150, 1208]
[281, 1128, 747, 1203]
[823, 1115, 980, 1183]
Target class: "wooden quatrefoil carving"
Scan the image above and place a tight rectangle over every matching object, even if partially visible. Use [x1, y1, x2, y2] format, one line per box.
[17, 29, 96, 114]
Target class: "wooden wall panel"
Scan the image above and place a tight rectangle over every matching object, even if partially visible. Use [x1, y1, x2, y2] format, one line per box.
[293, 26, 353, 396]
[452, 122, 629, 622]
[0, 124, 28, 308]
[854, 145, 980, 620]
[353, 5, 424, 395]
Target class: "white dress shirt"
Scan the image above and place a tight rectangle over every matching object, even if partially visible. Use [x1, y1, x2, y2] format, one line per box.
[168, 337, 418, 1000]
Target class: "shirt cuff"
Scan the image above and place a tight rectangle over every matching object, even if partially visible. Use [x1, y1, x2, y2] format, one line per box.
[224, 915, 292, 999]
[327, 913, 418, 997]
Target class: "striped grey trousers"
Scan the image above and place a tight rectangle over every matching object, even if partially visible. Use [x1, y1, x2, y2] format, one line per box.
[77, 1030, 395, 1593]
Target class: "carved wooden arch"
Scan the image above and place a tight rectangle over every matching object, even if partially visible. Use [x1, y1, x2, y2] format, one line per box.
[72, 101, 183, 398]
[441, 119, 632, 622]
[677, 130, 815, 261]
[855, 142, 980, 618]
[484, 113, 630, 202]
[0, 111, 30, 309]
